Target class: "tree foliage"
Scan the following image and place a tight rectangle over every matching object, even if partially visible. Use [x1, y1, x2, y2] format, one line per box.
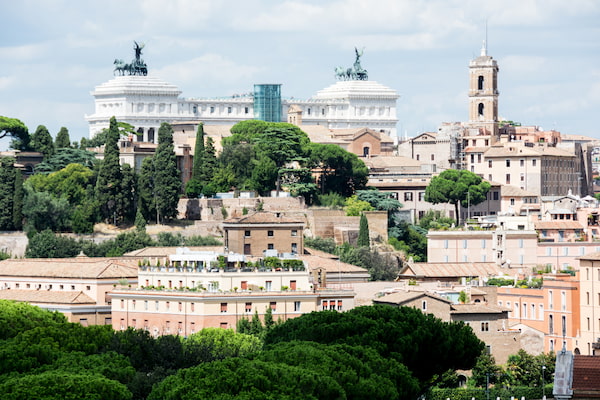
[0, 157, 18, 230]
[54, 127, 71, 149]
[357, 213, 370, 247]
[35, 148, 96, 174]
[265, 305, 484, 391]
[30, 125, 55, 158]
[153, 123, 181, 223]
[25, 230, 81, 258]
[95, 117, 123, 224]
[1, 116, 30, 151]
[425, 169, 491, 224]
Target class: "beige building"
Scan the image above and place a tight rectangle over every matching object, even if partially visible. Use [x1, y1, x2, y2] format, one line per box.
[577, 252, 600, 355]
[0, 256, 138, 325]
[110, 247, 356, 335]
[223, 211, 305, 257]
[427, 226, 538, 267]
[374, 290, 519, 364]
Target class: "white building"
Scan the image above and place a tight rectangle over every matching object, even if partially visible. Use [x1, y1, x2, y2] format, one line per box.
[85, 75, 399, 142]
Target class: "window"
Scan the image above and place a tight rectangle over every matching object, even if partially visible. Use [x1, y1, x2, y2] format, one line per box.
[244, 107, 249, 114]
[488, 160, 492, 168]
[166, 301, 170, 311]
[463, 240, 467, 249]
[221, 303, 227, 313]
[322, 300, 328, 310]
[520, 159, 524, 167]
[290, 280, 297, 290]
[330, 301, 336, 310]
[265, 281, 272, 291]
[270, 302, 276, 311]
[120, 299, 125, 310]
[562, 315, 567, 335]
[86, 285, 91, 291]
[532, 159, 537, 167]
[267, 230, 274, 237]
[493, 191, 499, 201]
[549, 291, 554, 309]
[291, 229, 297, 237]
[422, 300, 427, 311]
[478, 75, 484, 90]
[244, 244, 251, 254]
[506, 159, 511, 167]
[561, 291, 567, 311]
[245, 302, 252, 313]
[267, 243, 274, 250]
[443, 240, 448, 249]
[481, 322, 489, 332]
[431, 154, 435, 161]
[549, 315, 554, 334]
[178, 302, 183, 312]
[291, 243, 298, 254]
[510, 198, 515, 206]
[227, 106, 232, 114]
[244, 230, 251, 237]
[155, 301, 159, 310]
[294, 301, 301, 312]
[337, 300, 343, 311]
[418, 192, 425, 201]
[220, 322, 228, 329]
[506, 174, 511, 184]
[478, 103, 484, 116]
[210, 106, 215, 113]
[132, 300, 136, 309]
[191, 302, 195, 312]
[531, 304, 535, 320]
[404, 192, 413, 201]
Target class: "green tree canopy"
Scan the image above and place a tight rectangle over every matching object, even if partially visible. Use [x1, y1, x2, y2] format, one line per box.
[0, 157, 17, 230]
[25, 230, 81, 257]
[148, 357, 345, 400]
[30, 125, 55, 158]
[256, 341, 420, 400]
[358, 213, 370, 247]
[95, 117, 123, 224]
[153, 122, 181, 223]
[54, 127, 71, 149]
[35, 148, 96, 174]
[1, 116, 30, 151]
[265, 305, 484, 391]
[424, 169, 491, 225]
[308, 143, 368, 197]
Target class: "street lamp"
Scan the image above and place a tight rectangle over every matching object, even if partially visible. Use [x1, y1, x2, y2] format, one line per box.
[542, 365, 547, 400]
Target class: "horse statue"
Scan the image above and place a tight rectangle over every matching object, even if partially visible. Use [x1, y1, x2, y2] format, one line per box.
[112, 42, 149, 76]
[334, 48, 368, 81]
[113, 59, 127, 76]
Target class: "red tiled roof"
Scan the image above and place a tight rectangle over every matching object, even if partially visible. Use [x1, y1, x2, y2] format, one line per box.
[572, 355, 600, 393]
[534, 221, 584, 230]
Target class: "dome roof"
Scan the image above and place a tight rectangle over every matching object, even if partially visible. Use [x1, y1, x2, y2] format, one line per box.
[313, 80, 398, 100]
[91, 74, 182, 97]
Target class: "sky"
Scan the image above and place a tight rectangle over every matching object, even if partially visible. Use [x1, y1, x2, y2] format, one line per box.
[1, 0, 599, 148]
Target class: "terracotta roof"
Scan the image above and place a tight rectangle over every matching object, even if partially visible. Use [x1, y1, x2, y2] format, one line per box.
[400, 262, 506, 278]
[224, 211, 304, 225]
[0, 258, 137, 279]
[374, 290, 452, 306]
[572, 355, 600, 392]
[303, 247, 338, 259]
[363, 156, 423, 169]
[502, 185, 537, 197]
[124, 246, 224, 257]
[484, 144, 573, 158]
[0, 290, 95, 305]
[534, 221, 584, 230]
[450, 303, 508, 314]
[300, 255, 369, 274]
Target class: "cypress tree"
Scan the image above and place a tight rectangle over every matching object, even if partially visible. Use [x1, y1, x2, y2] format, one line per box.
[12, 167, 23, 230]
[153, 122, 181, 223]
[137, 157, 155, 222]
[357, 213, 370, 247]
[30, 125, 55, 158]
[0, 157, 15, 230]
[185, 123, 206, 198]
[55, 127, 71, 149]
[95, 117, 123, 224]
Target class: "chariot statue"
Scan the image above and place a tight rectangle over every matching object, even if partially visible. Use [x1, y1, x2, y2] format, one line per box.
[334, 47, 368, 81]
[113, 41, 148, 76]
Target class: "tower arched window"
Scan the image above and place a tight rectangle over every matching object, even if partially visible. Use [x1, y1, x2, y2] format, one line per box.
[478, 75, 484, 90]
[478, 103, 485, 117]
[363, 146, 370, 157]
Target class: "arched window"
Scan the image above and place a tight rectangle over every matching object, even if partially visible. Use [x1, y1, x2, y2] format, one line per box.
[478, 75, 484, 90]
[478, 103, 485, 117]
[549, 314, 554, 334]
[147, 128, 155, 143]
[363, 146, 370, 157]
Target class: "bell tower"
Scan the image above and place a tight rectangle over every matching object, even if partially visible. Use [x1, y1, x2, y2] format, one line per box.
[468, 41, 499, 140]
